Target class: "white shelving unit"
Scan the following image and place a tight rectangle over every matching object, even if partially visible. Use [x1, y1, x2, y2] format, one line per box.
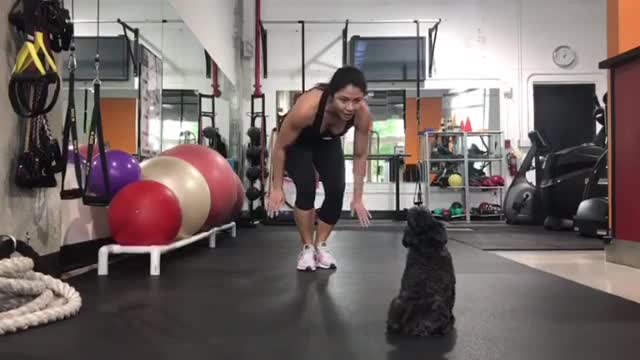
[419, 130, 506, 223]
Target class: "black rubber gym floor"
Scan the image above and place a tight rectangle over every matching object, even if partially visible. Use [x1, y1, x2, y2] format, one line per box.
[448, 225, 605, 250]
[2, 227, 639, 359]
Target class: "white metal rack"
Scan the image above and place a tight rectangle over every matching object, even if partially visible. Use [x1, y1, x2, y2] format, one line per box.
[98, 222, 236, 276]
[419, 130, 505, 223]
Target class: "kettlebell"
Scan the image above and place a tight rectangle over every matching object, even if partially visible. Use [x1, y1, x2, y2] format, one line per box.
[450, 202, 464, 216]
[247, 127, 262, 146]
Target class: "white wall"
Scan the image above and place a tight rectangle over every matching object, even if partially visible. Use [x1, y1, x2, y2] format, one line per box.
[240, 0, 607, 211]
[169, 0, 239, 85]
[250, 0, 607, 144]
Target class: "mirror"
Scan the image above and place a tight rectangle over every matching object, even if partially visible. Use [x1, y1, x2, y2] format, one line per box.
[275, 87, 502, 184]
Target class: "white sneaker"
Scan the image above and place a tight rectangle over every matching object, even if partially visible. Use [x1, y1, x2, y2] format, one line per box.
[297, 245, 316, 271]
[315, 242, 337, 269]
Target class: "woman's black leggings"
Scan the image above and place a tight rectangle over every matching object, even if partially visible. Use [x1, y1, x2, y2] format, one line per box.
[285, 137, 345, 225]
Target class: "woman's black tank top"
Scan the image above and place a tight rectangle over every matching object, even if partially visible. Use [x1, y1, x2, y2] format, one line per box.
[296, 86, 355, 143]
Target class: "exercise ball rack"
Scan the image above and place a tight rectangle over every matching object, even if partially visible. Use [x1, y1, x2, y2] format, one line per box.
[97, 222, 236, 276]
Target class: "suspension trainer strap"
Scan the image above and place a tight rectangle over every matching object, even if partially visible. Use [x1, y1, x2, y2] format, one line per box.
[60, 0, 83, 199]
[82, 80, 111, 206]
[82, 0, 111, 206]
[60, 67, 84, 199]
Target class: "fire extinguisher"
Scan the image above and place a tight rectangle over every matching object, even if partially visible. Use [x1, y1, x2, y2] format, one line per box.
[505, 140, 518, 177]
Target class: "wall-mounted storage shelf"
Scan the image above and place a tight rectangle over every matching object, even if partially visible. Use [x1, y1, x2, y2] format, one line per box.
[419, 130, 506, 223]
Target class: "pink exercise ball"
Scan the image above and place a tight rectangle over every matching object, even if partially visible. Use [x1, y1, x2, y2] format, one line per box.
[226, 175, 245, 223]
[161, 144, 238, 228]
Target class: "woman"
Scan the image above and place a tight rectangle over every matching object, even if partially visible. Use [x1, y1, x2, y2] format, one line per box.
[267, 66, 373, 271]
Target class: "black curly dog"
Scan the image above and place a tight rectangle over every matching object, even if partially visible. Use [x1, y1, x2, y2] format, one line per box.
[386, 206, 456, 337]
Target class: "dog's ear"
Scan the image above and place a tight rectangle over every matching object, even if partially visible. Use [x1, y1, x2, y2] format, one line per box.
[435, 220, 448, 245]
[402, 229, 414, 248]
[425, 219, 448, 247]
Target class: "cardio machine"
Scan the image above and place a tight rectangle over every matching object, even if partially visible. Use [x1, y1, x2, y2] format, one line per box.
[574, 93, 609, 238]
[504, 94, 607, 227]
[503, 130, 549, 225]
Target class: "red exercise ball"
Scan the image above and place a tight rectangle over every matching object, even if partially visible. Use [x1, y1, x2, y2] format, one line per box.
[108, 180, 182, 246]
[161, 144, 238, 227]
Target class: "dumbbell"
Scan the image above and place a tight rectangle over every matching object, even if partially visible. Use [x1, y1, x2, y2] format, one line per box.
[246, 145, 268, 166]
[247, 126, 263, 146]
[245, 187, 262, 201]
[246, 166, 269, 182]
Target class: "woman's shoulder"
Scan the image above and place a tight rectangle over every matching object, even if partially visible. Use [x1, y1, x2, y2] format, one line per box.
[354, 101, 373, 129]
[294, 88, 324, 113]
[283, 88, 324, 127]
[298, 87, 325, 102]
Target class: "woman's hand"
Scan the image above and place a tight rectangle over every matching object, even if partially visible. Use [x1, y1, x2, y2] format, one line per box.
[351, 199, 372, 227]
[267, 187, 285, 218]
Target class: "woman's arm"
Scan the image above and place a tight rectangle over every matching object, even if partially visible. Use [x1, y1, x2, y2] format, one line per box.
[267, 91, 317, 217]
[352, 104, 373, 203]
[352, 126, 369, 202]
[270, 97, 314, 191]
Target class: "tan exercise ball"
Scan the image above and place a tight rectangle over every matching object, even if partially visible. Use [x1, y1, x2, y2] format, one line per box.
[140, 156, 211, 239]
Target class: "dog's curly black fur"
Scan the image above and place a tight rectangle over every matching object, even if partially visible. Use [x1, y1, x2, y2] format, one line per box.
[386, 206, 456, 337]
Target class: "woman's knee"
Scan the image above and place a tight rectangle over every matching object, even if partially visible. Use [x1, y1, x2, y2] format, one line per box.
[323, 177, 346, 196]
[294, 184, 316, 210]
[318, 184, 345, 224]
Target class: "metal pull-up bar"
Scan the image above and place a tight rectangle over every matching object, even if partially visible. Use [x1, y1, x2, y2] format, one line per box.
[260, 18, 442, 122]
[262, 19, 441, 25]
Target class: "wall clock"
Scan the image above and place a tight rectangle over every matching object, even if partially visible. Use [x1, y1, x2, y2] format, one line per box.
[552, 45, 577, 68]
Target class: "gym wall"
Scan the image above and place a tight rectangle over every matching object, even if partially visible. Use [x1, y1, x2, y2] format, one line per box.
[169, 0, 239, 86]
[250, 0, 608, 145]
[240, 0, 608, 211]
[0, 1, 64, 263]
[607, 0, 640, 57]
[101, 98, 138, 154]
[404, 97, 442, 165]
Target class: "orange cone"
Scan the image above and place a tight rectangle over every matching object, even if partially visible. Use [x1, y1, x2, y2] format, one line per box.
[463, 117, 473, 132]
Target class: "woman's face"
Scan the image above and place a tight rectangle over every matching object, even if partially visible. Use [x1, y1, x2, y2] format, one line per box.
[331, 84, 365, 121]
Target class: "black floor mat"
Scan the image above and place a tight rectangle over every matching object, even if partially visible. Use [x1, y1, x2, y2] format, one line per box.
[1, 227, 636, 360]
[449, 225, 605, 250]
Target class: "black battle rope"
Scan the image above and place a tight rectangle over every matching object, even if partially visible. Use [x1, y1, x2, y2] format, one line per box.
[82, 0, 111, 206]
[60, 0, 84, 199]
